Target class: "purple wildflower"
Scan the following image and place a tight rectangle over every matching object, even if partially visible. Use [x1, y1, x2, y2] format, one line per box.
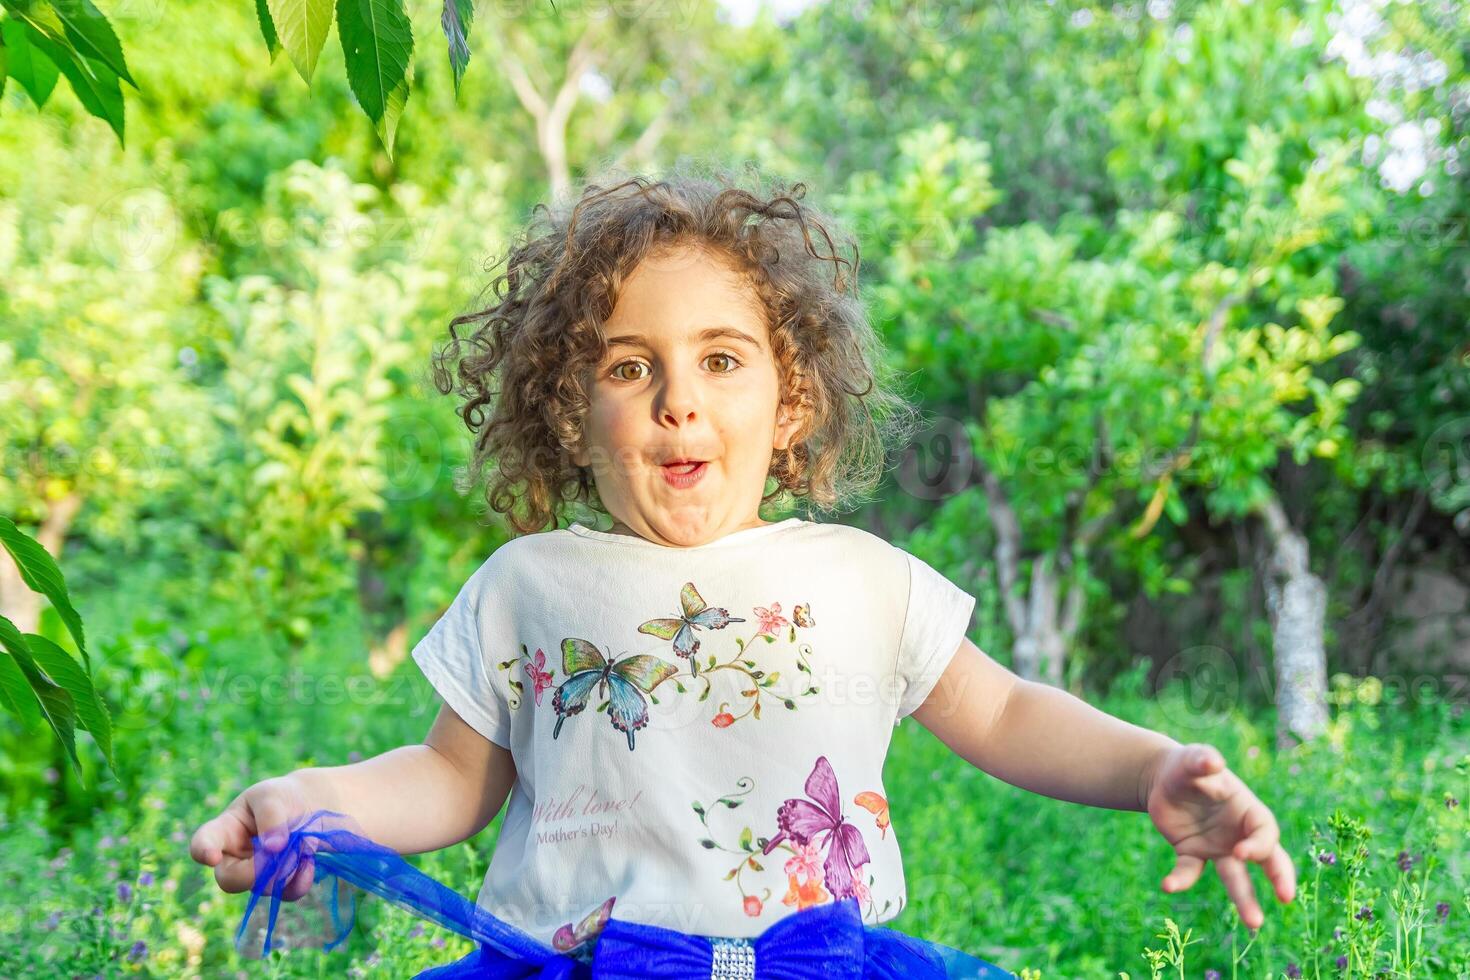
[432, 936, 446, 948]
[1397, 849, 1419, 872]
[43, 911, 61, 930]
[1336, 955, 1347, 969]
[1447, 795, 1460, 810]
[1437, 901, 1450, 922]
[1286, 964, 1302, 978]
[1319, 850, 1337, 865]
[409, 924, 425, 938]
[139, 871, 154, 887]
[1205, 971, 1221, 980]
[128, 940, 147, 962]
[1355, 905, 1374, 922]
[1333, 926, 1344, 940]
[116, 882, 132, 902]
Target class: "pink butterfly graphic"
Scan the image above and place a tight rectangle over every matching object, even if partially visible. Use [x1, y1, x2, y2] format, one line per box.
[761, 755, 872, 901]
[525, 647, 554, 706]
[552, 895, 616, 955]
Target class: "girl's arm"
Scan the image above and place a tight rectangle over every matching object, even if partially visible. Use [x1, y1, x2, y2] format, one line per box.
[192, 701, 514, 897]
[911, 636, 1179, 811]
[290, 700, 518, 854]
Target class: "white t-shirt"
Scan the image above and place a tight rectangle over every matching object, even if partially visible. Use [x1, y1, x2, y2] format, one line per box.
[410, 517, 977, 957]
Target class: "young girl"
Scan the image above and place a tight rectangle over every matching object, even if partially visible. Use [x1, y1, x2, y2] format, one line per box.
[190, 169, 1297, 977]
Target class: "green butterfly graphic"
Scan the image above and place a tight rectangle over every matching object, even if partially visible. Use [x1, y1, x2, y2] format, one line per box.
[551, 638, 680, 751]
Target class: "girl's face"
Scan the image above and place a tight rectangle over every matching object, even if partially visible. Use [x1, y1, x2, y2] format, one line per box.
[572, 243, 803, 548]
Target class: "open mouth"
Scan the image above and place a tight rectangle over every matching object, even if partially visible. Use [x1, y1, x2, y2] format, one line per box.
[661, 459, 709, 487]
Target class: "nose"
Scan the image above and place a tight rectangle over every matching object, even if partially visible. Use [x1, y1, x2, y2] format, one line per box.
[654, 365, 701, 426]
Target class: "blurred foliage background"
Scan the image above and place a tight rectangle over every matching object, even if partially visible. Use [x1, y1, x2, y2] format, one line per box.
[2, 0, 1469, 975]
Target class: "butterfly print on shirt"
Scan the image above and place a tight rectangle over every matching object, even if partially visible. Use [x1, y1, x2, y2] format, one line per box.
[853, 791, 890, 839]
[692, 760, 892, 921]
[551, 638, 679, 751]
[504, 589, 818, 746]
[637, 582, 744, 677]
[695, 597, 820, 728]
[551, 895, 616, 963]
[761, 755, 872, 901]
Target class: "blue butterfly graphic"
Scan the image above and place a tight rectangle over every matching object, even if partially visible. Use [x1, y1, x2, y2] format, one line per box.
[637, 582, 744, 677]
[551, 638, 680, 751]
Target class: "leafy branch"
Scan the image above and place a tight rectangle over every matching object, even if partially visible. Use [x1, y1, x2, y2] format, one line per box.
[0, 514, 115, 783]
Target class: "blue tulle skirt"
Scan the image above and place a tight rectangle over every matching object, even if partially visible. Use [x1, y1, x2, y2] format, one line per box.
[235, 809, 1015, 978]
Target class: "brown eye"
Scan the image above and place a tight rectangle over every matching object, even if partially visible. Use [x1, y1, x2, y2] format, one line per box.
[706, 351, 742, 373]
[611, 360, 647, 382]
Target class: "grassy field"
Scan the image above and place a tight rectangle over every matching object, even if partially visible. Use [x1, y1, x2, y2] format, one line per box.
[2, 577, 1466, 979]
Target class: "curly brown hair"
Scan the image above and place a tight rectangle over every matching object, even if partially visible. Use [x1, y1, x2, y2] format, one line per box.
[430, 161, 924, 536]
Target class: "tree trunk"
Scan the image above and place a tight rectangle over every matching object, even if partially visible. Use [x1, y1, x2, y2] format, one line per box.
[978, 461, 1085, 688]
[500, 29, 597, 207]
[1258, 492, 1330, 749]
[1011, 553, 1073, 687]
[0, 493, 83, 634]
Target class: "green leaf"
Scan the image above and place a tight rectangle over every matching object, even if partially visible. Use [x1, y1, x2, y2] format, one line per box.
[25, 633, 113, 772]
[440, 0, 472, 97]
[0, 615, 80, 777]
[0, 515, 88, 670]
[51, 0, 134, 88]
[255, 0, 280, 60]
[0, 619, 43, 729]
[16, 22, 122, 143]
[336, 0, 412, 156]
[266, 0, 334, 85]
[0, 10, 56, 107]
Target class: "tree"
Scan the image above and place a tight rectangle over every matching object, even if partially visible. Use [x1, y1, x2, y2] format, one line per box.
[0, 156, 213, 635]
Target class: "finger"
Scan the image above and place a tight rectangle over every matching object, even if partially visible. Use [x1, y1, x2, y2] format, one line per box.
[283, 856, 316, 902]
[1214, 855, 1264, 930]
[1231, 808, 1279, 863]
[252, 795, 303, 851]
[1190, 744, 1225, 776]
[1262, 842, 1298, 904]
[190, 807, 254, 866]
[1166, 744, 1237, 804]
[213, 854, 258, 894]
[1162, 853, 1206, 893]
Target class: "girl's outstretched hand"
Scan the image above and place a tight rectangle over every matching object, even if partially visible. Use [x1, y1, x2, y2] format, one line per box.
[189, 775, 317, 901]
[1143, 743, 1297, 931]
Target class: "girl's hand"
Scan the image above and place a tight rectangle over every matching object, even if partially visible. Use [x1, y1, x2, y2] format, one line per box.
[189, 774, 317, 900]
[1144, 743, 1298, 931]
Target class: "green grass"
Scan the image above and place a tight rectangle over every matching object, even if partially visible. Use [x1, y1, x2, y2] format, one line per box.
[2, 586, 1466, 978]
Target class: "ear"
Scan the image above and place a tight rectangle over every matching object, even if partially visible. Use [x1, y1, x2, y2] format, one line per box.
[773, 402, 804, 452]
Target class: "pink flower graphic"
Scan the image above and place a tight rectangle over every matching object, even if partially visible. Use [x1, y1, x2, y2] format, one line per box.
[753, 603, 789, 637]
[784, 840, 823, 881]
[525, 648, 554, 706]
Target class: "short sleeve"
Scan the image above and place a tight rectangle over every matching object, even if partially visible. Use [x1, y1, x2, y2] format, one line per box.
[893, 549, 977, 722]
[411, 561, 513, 749]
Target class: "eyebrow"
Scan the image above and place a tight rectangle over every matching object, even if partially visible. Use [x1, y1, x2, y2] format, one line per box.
[603, 326, 765, 352]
